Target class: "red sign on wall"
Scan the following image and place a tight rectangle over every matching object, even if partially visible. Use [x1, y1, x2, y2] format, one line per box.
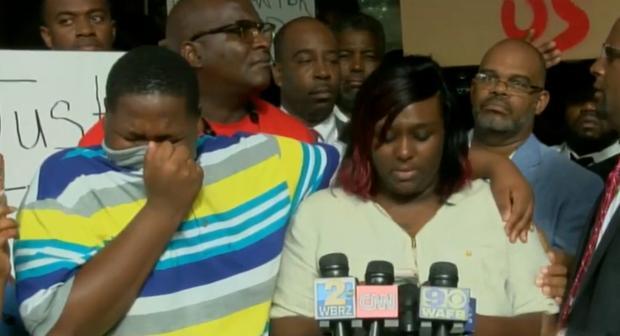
[402, 0, 618, 66]
[501, 0, 590, 51]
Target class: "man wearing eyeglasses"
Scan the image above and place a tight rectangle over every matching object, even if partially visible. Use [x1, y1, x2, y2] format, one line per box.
[164, 0, 316, 143]
[470, 39, 603, 259]
[78, 0, 316, 147]
[558, 18, 620, 336]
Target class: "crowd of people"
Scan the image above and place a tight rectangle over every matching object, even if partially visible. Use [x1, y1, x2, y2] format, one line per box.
[1, 0, 619, 335]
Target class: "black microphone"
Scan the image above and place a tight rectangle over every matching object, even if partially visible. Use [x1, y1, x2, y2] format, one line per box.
[398, 283, 420, 335]
[318, 253, 353, 336]
[428, 262, 459, 336]
[319, 253, 349, 278]
[364, 260, 395, 336]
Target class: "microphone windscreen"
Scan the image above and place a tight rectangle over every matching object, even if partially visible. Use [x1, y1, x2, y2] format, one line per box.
[319, 253, 349, 277]
[428, 262, 458, 287]
[364, 260, 394, 284]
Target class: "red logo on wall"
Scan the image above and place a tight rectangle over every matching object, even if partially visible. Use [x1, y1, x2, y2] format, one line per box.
[501, 0, 590, 51]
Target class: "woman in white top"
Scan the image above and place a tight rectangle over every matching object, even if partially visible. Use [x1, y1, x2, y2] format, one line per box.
[270, 56, 559, 336]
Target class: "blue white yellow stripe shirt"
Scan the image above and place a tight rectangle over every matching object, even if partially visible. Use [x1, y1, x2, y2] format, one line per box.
[14, 134, 339, 335]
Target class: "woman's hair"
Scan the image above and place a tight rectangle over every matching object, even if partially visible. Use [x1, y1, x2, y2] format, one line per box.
[337, 55, 471, 201]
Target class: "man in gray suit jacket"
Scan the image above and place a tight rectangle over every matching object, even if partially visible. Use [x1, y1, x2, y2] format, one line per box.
[470, 38, 603, 256]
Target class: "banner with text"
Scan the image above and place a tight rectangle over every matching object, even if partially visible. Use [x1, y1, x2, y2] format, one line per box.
[401, 0, 620, 66]
[167, 0, 315, 31]
[0, 50, 123, 206]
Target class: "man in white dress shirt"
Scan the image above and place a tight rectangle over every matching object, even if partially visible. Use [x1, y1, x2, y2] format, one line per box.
[272, 17, 345, 153]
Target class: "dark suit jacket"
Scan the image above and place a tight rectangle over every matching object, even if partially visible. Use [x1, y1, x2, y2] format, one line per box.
[567, 189, 620, 335]
[590, 154, 620, 181]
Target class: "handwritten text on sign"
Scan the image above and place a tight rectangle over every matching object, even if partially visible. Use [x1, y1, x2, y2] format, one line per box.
[0, 50, 123, 206]
[252, 0, 314, 30]
[167, 0, 315, 31]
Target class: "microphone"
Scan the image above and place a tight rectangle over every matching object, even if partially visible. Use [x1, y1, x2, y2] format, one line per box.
[464, 297, 476, 335]
[419, 262, 470, 336]
[357, 260, 398, 336]
[398, 283, 420, 335]
[314, 253, 356, 336]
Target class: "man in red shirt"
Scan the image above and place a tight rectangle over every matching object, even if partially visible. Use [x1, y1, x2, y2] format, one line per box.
[79, 0, 314, 147]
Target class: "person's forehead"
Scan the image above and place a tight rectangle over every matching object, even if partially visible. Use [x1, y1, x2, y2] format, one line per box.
[338, 29, 379, 48]
[338, 29, 375, 41]
[378, 97, 442, 127]
[481, 47, 539, 78]
[115, 97, 192, 130]
[607, 19, 620, 46]
[115, 94, 187, 114]
[45, 0, 109, 15]
[285, 22, 337, 52]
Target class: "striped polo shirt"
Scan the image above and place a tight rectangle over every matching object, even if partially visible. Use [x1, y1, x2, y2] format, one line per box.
[14, 133, 339, 335]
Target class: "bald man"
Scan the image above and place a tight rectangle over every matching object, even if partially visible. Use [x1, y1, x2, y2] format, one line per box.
[78, 0, 315, 146]
[272, 17, 344, 151]
[470, 39, 602, 257]
[166, 0, 315, 142]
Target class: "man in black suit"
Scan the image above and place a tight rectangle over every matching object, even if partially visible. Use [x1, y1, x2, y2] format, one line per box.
[560, 17, 620, 336]
[555, 62, 620, 180]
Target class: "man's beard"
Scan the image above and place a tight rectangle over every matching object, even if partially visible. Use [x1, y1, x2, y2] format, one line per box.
[474, 108, 531, 135]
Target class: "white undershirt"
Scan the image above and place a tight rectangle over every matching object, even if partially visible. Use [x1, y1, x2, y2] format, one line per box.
[281, 106, 346, 154]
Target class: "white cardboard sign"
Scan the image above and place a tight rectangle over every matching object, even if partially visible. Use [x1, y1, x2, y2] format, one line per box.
[0, 50, 123, 206]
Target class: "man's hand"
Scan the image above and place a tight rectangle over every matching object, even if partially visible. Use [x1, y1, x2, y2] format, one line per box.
[144, 142, 203, 219]
[0, 153, 17, 285]
[0, 153, 6, 207]
[0, 215, 17, 284]
[536, 249, 570, 304]
[525, 28, 562, 68]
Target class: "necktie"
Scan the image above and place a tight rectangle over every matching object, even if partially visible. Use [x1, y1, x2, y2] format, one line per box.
[558, 157, 620, 326]
[570, 153, 595, 167]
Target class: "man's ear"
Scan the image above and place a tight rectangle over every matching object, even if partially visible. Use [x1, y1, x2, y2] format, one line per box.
[469, 80, 476, 103]
[534, 90, 550, 116]
[272, 62, 283, 87]
[196, 116, 203, 134]
[40, 26, 53, 49]
[111, 20, 117, 42]
[103, 97, 111, 115]
[181, 42, 202, 68]
[101, 98, 108, 131]
[195, 111, 206, 135]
